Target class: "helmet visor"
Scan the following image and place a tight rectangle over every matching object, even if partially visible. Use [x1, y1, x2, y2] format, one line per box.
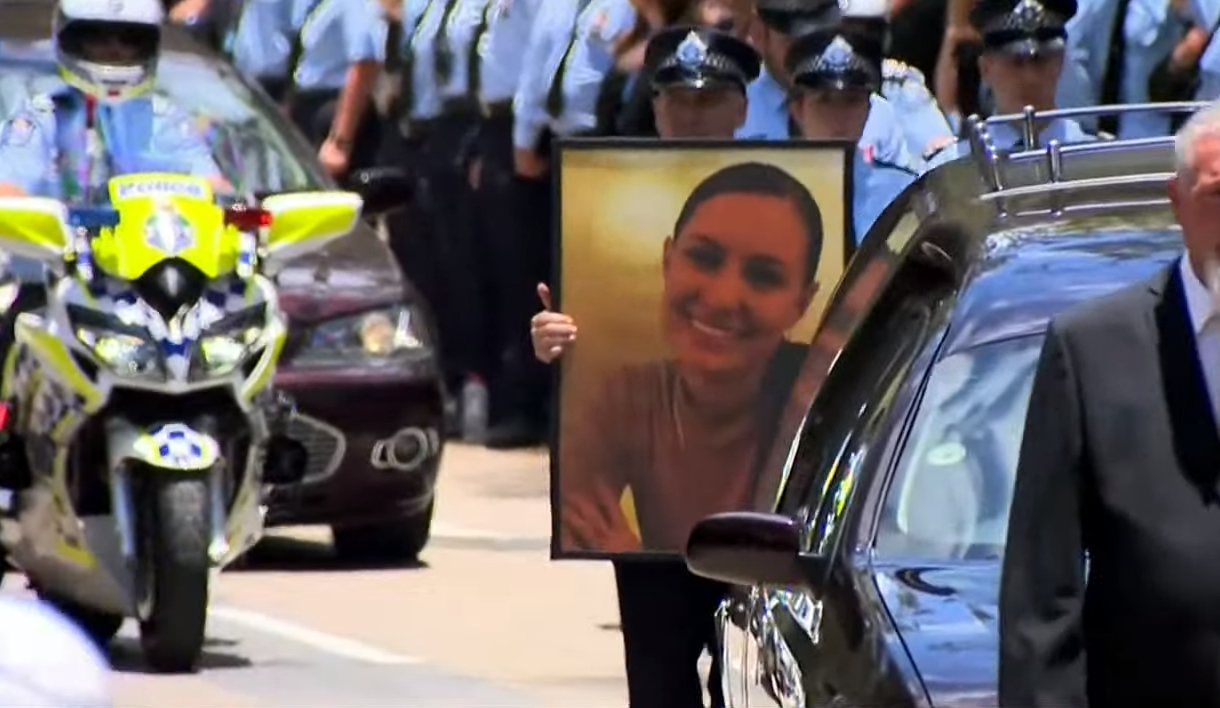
[59, 20, 159, 66]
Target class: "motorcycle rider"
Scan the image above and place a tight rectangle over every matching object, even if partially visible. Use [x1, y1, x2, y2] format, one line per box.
[0, 0, 226, 200]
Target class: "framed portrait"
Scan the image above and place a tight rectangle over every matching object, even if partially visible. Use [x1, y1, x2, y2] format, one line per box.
[550, 139, 854, 560]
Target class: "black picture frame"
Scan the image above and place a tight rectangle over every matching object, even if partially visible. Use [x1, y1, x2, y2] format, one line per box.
[548, 137, 856, 561]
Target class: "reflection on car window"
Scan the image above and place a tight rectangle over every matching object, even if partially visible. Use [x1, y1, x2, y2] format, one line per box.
[0, 51, 316, 195]
[874, 335, 1043, 561]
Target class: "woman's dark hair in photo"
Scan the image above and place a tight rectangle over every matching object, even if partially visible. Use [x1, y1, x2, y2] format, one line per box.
[673, 162, 825, 285]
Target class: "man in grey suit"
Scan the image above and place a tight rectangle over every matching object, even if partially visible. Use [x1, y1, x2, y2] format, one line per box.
[1000, 101, 1220, 706]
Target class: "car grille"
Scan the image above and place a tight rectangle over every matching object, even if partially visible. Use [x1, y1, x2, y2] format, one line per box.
[285, 414, 346, 483]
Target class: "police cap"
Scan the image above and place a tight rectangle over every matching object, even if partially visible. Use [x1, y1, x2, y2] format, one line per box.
[647, 27, 762, 93]
[754, 0, 841, 35]
[786, 27, 884, 93]
[970, 0, 1077, 58]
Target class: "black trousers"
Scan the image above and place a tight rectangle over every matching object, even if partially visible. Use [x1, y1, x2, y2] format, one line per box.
[471, 114, 551, 424]
[288, 88, 382, 174]
[388, 112, 488, 388]
[614, 560, 729, 708]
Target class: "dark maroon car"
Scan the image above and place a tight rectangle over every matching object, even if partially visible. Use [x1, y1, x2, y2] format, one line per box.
[0, 9, 446, 562]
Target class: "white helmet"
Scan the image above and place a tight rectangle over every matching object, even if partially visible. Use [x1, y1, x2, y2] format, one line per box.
[54, 0, 164, 103]
[841, 0, 890, 17]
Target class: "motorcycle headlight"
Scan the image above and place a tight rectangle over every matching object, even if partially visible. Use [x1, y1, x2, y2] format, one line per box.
[193, 304, 267, 377]
[75, 325, 160, 377]
[292, 306, 428, 368]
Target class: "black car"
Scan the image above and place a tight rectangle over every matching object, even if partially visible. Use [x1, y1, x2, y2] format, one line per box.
[684, 104, 1203, 708]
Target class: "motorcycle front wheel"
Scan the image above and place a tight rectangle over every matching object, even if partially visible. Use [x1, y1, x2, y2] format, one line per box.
[137, 475, 210, 673]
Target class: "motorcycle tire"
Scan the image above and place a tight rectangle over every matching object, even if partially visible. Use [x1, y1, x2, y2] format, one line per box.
[138, 476, 210, 674]
[38, 592, 124, 648]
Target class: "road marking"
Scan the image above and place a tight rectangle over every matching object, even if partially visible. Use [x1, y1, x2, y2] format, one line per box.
[431, 521, 545, 542]
[209, 605, 421, 665]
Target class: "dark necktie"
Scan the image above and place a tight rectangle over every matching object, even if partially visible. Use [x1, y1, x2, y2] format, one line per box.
[466, 1, 493, 99]
[433, 0, 462, 87]
[1098, 0, 1133, 135]
[399, 0, 438, 121]
[546, 1, 591, 119]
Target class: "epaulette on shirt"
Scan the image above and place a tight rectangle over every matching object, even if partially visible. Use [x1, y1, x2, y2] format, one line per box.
[882, 58, 926, 86]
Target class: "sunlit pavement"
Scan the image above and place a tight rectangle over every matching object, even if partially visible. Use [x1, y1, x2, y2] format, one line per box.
[2, 444, 629, 707]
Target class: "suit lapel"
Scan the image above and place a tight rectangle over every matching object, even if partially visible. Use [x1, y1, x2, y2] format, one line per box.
[1151, 263, 1220, 501]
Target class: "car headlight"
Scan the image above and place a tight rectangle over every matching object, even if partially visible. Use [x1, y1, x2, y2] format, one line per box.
[292, 306, 428, 367]
[75, 325, 160, 377]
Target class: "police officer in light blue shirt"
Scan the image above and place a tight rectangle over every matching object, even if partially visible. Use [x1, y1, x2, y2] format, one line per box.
[739, 0, 917, 170]
[1186, 0, 1220, 102]
[232, 0, 386, 176]
[403, 0, 499, 438]
[926, 0, 1093, 168]
[470, 0, 546, 448]
[786, 26, 917, 243]
[1056, 0, 1184, 138]
[838, 0, 957, 161]
[0, 0, 222, 200]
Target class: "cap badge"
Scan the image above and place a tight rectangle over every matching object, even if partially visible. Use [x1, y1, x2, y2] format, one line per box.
[676, 31, 709, 68]
[820, 35, 855, 71]
[1011, 0, 1047, 24]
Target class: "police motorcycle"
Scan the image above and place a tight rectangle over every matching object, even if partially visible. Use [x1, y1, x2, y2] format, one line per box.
[0, 172, 362, 672]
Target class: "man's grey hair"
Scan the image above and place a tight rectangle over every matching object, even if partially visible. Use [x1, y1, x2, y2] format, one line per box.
[1175, 103, 1220, 177]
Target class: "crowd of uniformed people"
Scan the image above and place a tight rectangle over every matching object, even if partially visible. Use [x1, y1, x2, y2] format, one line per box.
[159, 0, 1220, 456]
[0, 0, 1218, 703]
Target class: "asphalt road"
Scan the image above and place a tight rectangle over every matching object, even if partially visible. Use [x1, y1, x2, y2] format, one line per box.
[1, 445, 631, 707]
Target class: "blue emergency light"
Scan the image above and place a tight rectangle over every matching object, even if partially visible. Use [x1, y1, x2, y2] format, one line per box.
[68, 207, 120, 230]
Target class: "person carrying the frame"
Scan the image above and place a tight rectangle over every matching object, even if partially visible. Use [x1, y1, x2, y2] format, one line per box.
[537, 25, 803, 708]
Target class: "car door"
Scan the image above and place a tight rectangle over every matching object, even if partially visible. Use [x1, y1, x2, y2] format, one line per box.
[733, 205, 951, 707]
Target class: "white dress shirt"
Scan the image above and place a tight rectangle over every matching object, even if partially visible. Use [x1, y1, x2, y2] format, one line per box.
[1179, 256, 1220, 420]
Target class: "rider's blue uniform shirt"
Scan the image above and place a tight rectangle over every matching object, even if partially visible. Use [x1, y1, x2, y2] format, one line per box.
[880, 58, 955, 160]
[0, 86, 220, 199]
[737, 66, 916, 169]
[854, 150, 917, 244]
[924, 116, 1094, 168]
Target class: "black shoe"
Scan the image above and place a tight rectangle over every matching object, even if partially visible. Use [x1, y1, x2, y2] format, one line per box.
[483, 418, 545, 449]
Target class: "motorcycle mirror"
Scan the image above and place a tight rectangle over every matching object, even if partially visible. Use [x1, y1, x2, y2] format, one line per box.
[343, 167, 411, 218]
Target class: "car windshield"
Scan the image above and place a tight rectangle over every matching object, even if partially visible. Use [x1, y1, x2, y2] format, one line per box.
[873, 335, 1043, 561]
[0, 48, 318, 195]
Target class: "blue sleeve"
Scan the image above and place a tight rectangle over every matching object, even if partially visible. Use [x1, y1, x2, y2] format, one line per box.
[860, 96, 918, 172]
[924, 139, 969, 169]
[343, 0, 388, 63]
[854, 165, 915, 245]
[1192, 0, 1220, 96]
[885, 81, 954, 159]
[513, 0, 557, 150]
[0, 101, 56, 194]
[152, 106, 223, 180]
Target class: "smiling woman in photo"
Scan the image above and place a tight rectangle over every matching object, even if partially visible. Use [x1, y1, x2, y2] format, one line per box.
[557, 161, 823, 554]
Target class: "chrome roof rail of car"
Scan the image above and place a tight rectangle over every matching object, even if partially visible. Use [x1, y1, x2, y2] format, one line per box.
[967, 102, 1211, 217]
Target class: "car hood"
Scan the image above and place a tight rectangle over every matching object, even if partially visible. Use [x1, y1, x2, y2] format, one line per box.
[873, 561, 1000, 708]
[273, 227, 406, 322]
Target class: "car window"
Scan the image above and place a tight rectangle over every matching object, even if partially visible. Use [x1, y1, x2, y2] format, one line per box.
[0, 49, 317, 195]
[873, 334, 1043, 561]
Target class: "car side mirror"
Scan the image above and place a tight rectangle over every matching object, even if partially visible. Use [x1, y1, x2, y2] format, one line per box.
[344, 167, 411, 218]
[685, 511, 826, 588]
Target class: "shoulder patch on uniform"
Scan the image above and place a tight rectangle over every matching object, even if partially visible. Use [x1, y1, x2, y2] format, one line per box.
[28, 94, 54, 114]
[0, 115, 37, 147]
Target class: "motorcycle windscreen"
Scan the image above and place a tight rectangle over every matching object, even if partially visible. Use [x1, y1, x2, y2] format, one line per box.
[93, 173, 240, 282]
